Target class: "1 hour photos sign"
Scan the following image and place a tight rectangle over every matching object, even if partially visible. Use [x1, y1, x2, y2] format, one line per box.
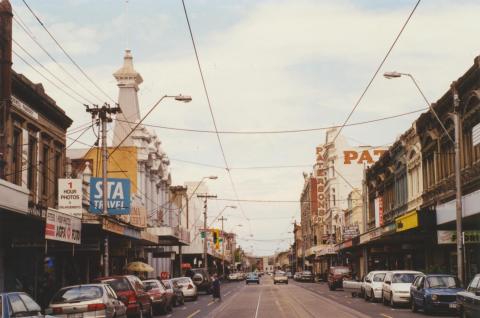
[58, 179, 83, 217]
[89, 178, 131, 215]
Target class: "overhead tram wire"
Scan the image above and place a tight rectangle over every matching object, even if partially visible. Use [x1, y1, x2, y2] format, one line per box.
[12, 51, 86, 106]
[12, 39, 95, 105]
[21, 0, 116, 103]
[332, 0, 422, 144]
[115, 107, 426, 135]
[12, 13, 105, 104]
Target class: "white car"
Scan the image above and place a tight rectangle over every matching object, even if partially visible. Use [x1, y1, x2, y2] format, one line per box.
[228, 273, 238, 281]
[363, 271, 387, 302]
[170, 277, 198, 301]
[273, 271, 288, 284]
[382, 271, 422, 307]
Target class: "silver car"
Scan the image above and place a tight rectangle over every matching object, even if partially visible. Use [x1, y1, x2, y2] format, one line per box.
[47, 284, 127, 318]
[171, 277, 198, 300]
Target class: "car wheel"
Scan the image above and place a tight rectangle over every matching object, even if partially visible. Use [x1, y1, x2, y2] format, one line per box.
[364, 290, 369, 301]
[370, 290, 374, 302]
[423, 300, 431, 315]
[137, 305, 144, 318]
[180, 295, 185, 306]
[382, 293, 388, 306]
[257, 282, 259, 285]
[389, 293, 395, 308]
[166, 302, 173, 313]
[411, 298, 418, 313]
[459, 308, 467, 318]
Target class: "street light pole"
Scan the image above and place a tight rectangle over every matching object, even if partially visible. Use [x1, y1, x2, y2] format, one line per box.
[198, 193, 217, 272]
[384, 72, 464, 282]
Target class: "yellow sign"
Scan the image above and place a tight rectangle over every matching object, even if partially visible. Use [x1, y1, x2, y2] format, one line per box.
[395, 210, 418, 232]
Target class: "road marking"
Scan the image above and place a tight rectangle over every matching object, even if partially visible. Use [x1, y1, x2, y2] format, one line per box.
[224, 291, 232, 297]
[254, 292, 262, 318]
[380, 314, 393, 318]
[187, 309, 201, 318]
[207, 300, 215, 306]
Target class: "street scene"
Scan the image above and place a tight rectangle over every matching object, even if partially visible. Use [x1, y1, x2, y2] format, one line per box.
[1, 0, 480, 317]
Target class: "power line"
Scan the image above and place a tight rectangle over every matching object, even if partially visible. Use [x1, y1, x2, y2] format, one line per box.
[21, 0, 115, 103]
[115, 107, 426, 135]
[12, 13, 104, 103]
[181, 0, 251, 229]
[332, 0, 422, 144]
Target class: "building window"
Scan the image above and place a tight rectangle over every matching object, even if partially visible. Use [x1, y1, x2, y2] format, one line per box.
[42, 145, 49, 196]
[27, 136, 37, 191]
[12, 128, 22, 185]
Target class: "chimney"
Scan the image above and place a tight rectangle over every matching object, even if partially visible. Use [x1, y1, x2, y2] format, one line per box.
[0, 0, 12, 178]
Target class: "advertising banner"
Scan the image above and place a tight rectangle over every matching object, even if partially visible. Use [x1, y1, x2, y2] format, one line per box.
[90, 178, 131, 215]
[437, 230, 480, 244]
[58, 179, 83, 217]
[45, 209, 81, 244]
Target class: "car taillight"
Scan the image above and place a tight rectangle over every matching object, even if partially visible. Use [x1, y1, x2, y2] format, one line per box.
[87, 303, 106, 312]
[188, 284, 193, 289]
[52, 307, 63, 315]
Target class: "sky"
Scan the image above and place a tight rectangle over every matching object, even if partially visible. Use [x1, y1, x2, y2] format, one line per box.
[9, 0, 480, 256]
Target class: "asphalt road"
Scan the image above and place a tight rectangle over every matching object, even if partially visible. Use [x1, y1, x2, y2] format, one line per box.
[156, 276, 458, 318]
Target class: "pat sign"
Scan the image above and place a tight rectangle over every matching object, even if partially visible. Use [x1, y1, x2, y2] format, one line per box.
[90, 178, 131, 215]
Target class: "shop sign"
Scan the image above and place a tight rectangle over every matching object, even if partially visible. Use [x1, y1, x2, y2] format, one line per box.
[141, 231, 158, 244]
[396, 210, 418, 232]
[340, 240, 353, 249]
[45, 209, 81, 244]
[130, 205, 147, 228]
[11, 96, 38, 119]
[374, 197, 384, 228]
[437, 230, 480, 244]
[90, 178, 131, 215]
[343, 225, 359, 240]
[382, 223, 397, 235]
[343, 149, 386, 165]
[436, 189, 480, 225]
[58, 179, 83, 217]
[124, 227, 141, 240]
[102, 218, 125, 235]
[318, 245, 336, 256]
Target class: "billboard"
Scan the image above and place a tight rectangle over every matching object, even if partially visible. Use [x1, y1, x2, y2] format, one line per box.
[89, 178, 131, 215]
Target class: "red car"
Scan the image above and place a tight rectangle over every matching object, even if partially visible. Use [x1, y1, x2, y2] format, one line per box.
[142, 279, 172, 314]
[94, 275, 153, 318]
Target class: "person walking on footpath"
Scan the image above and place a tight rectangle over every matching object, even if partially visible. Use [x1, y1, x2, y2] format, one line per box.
[212, 274, 221, 301]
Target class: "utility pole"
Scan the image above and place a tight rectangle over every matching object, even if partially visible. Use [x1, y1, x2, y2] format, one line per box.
[452, 84, 464, 283]
[197, 193, 217, 272]
[86, 103, 121, 277]
[219, 216, 227, 276]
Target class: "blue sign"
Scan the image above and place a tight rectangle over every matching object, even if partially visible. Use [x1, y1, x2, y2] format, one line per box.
[90, 178, 131, 215]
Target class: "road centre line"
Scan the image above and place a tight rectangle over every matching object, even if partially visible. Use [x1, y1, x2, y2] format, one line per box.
[254, 291, 262, 318]
[224, 291, 232, 297]
[380, 314, 393, 318]
[186, 309, 201, 318]
[207, 300, 215, 306]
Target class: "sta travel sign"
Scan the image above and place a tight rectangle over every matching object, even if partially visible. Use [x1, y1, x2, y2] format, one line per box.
[89, 178, 131, 215]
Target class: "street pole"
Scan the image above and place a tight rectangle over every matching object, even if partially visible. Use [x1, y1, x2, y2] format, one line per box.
[452, 85, 464, 283]
[86, 103, 121, 277]
[219, 216, 227, 276]
[197, 194, 217, 272]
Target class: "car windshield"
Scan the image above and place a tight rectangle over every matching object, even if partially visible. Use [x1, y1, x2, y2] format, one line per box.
[173, 278, 191, 285]
[247, 273, 257, 278]
[143, 281, 158, 290]
[392, 273, 417, 283]
[162, 280, 171, 288]
[100, 278, 131, 292]
[373, 273, 386, 282]
[51, 286, 103, 304]
[303, 271, 312, 275]
[427, 276, 460, 288]
[334, 268, 350, 275]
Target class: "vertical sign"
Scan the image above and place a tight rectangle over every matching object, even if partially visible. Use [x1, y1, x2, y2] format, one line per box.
[58, 179, 83, 217]
[473, 123, 480, 146]
[21, 129, 29, 187]
[45, 209, 81, 244]
[374, 197, 384, 228]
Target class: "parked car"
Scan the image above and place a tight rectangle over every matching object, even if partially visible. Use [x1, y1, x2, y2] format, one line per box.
[273, 271, 288, 285]
[162, 280, 184, 307]
[47, 284, 127, 318]
[364, 271, 387, 302]
[190, 268, 212, 294]
[246, 272, 260, 285]
[343, 279, 363, 297]
[94, 275, 153, 318]
[293, 272, 302, 281]
[170, 277, 198, 301]
[410, 274, 463, 314]
[286, 272, 293, 279]
[142, 279, 172, 314]
[1, 292, 49, 318]
[300, 271, 315, 282]
[381, 270, 422, 307]
[228, 273, 238, 281]
[328, 266, 351, 290]
[457, 273, 480, 318]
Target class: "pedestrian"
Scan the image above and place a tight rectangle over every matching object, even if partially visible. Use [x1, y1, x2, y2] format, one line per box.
[212, 274, 221, 301]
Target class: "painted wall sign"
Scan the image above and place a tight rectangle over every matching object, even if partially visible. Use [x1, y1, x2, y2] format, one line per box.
[343, 149, 386, 165]
[90, 177, 131, 215]
[45, 209, 81, 244]
[58, 179, 83, 217]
